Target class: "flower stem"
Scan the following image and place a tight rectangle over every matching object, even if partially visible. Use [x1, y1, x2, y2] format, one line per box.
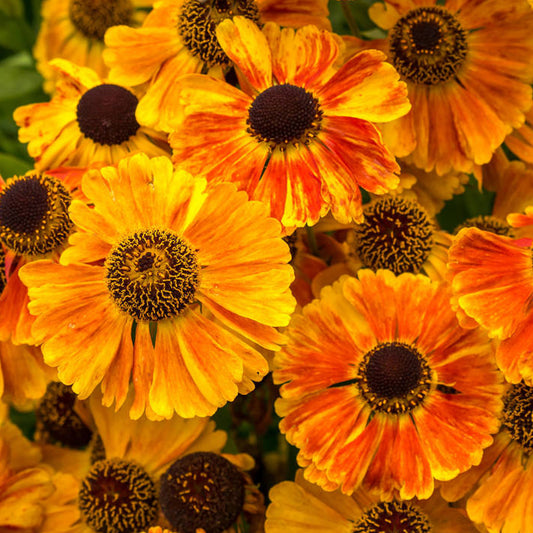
[340, 0, 362, 38]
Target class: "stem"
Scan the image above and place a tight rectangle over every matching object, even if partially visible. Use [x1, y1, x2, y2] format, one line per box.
[340, 0, 362, 38]
[306, 225, 319, 256]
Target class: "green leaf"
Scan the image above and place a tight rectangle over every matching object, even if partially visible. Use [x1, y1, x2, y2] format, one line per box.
[0, 0, 24, 17]
[0, 12, 34, 51]
[0, 64, 43, 103]
[0, 152, 32, 176]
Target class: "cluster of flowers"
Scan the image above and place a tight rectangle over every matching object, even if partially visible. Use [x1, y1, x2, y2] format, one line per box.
[1, 0, 533, 531]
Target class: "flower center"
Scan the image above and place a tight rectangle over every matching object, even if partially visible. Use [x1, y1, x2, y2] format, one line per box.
[454, 215, 515, 237]
[35, 382, 93, 449]
[354, 197, 434, 275]
[0, 173, 73, 256]
[79, 459, 158, 533]
[502, 382, 533, 456]
[69, 0, 134, 41]
[105, 228, 200, 322]
[247, 84, 323, 150]
[389, 6, 468, 85]
[159, 451, 245, 533]
[353, 500, 432, 533]
[178, 0, 261, 69]
[76, 84, 141, 146]
[357, 342, 432, 414]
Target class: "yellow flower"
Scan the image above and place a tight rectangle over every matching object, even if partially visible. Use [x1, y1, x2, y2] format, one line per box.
[266, 469, 479, 533]
[20, 152, 295, 420]
[34, 0, 155, 93]
[14, 59, 169, 171]
[0, 401, 55, 531]
[35, 389, 262, 533]
[168, 17, 410, 229]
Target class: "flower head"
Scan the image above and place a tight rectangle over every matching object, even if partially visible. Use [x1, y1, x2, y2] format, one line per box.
[168, 17, 410, 229]
[20, 152, 295, 419]
[274, 270, 502, 498]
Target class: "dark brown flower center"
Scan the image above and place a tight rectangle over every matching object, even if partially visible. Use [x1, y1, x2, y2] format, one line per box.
[77, 84, 140, 146]
[105, 228, 200, 322]
[0, 173, 73, 256]
[35, 382, 93, 449]
[354, 197, 434, 275]
[353, 500, 432, 533]
[247, 84, 323, 150]
[389, 6, 468, 85]
[69, 0, 134, 41]
[79, 459, 157, 533]
[178, 0, 261, 69]
[454, 215, 515, 237]
[357, 342, 432, 414]
[502, 382, 533, 456]
[159, 451, 245, 533]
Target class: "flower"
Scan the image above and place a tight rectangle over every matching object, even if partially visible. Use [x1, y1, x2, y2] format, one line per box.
[344, 196, 452, 280]
[447, 225, 533, 383]
[13, 59, 169, 171]
[34, 0, 155, 93]
[273, 270, 502, 498]
[103, 0, 332, 131]
[0, 341, 56, 410]
[266, 470, 479, 533]
[168, 17, 410, 229]
[35, 389, 263, 533]
[20, 152, 295, 420]
[441, 381, 533, 533]
[0, 171, 76, 345]
[0, 401, 55, 531]
[368, 0, 533, 175]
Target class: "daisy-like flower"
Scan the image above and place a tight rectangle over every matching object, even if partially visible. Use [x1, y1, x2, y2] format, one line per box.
[0, 401, 55, 531]
[273, 270, 503, 498]
[103, 0, 331, 131]
[368, 0, 533, 175]
[440, 381, 533, 533]
[344, 196, 452, 280]
[448, 223, 533, 383]
[34, 0, 155, 94]
[168, 17, 410, 229]
[0, 171, 76, 345]
[13, 59, 169, 172]
[37, 389, 263, 533]
[19, 152, 295, 420]
[266, 469, 478, 533]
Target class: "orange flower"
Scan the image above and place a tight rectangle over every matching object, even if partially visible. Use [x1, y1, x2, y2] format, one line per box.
[441, 381, 533, 533]
[20, 153, 295, 420]
[274, 270, 502, 498]
[369, 0, 533, 175]
[448, 225, 533, 383]
[103, 0, 331, 131]
[0, 171, 77, 345]
[168, 17, 410, 229]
